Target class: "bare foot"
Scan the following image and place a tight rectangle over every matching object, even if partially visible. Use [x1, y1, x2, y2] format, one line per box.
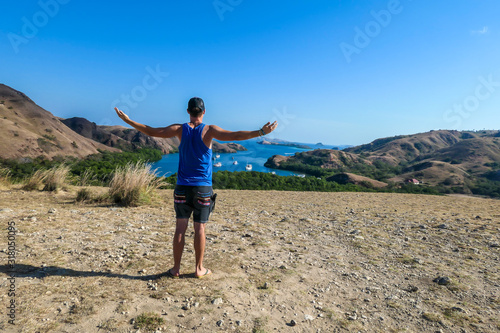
[166, 268, 180, 278]
[195, 268, 212, 278]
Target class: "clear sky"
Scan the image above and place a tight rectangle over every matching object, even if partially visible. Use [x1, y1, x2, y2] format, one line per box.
[1, 0, 499, 145]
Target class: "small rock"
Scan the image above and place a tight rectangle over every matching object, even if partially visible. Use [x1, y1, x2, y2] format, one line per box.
[407, 285, 419, 293]
[289, 319, 297, 326]
[437, 224, 448, 229]
[347, 313, 357, 321]
[304, 314, 314, 321]
[0, 208, 13, 213]
[216, 320, 224, 327]
[212, 298, 223, 305]
[433, 276, 451, 286]
[48, 208, 57, 214]
[451, 306, 465, 313]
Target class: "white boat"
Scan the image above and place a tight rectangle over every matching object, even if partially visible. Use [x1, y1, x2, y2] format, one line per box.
[233, 161, 238, 165]
[215, 154, 221, 159]
[245, 164, 252, 171]
[213, 162, 222, 167]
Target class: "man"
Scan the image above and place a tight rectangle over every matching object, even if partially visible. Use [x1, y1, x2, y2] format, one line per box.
[114, 97, 278, 278]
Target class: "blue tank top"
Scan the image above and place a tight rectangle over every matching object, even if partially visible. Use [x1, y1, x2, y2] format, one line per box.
[177, 123, 213, 186]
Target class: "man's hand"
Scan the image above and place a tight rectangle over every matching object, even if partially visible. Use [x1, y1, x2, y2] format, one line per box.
[262, 121, 278, 135]
[114, 107, 130, 123]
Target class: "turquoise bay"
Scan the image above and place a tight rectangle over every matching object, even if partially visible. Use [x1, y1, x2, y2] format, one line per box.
[152, 140, 343, 177]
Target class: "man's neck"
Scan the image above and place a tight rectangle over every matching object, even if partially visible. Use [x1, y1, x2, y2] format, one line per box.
[189, 116, 203, 127]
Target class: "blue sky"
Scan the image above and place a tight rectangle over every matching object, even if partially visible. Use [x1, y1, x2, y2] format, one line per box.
[1, 0, 499, 145]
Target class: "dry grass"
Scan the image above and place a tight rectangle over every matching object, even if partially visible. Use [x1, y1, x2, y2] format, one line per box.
[42, 164, 70, 191]
[0, 167, 11, 188]
[77, 168, 97, 186]
[109, 162, 162, 207]
[22, 164, 70, 192]
[22, 169, 47, 191]
[75, 188, 93, 202]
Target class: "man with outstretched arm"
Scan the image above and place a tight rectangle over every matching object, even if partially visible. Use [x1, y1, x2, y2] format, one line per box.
[114, 97, 278, 278]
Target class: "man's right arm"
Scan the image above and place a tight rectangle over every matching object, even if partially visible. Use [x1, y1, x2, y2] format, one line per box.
[114, 108, 182, 139]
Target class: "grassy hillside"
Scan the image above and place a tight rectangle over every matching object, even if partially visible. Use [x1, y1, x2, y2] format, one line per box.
[266, 130, 500, 197]
[0, 85, 118, 160]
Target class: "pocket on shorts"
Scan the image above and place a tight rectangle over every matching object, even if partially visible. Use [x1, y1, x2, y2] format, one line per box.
[196, 191, 212, 207]
[174, 189, 187, 204]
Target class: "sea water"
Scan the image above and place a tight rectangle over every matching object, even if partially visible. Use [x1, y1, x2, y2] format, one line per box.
[152, 140, 342, 177]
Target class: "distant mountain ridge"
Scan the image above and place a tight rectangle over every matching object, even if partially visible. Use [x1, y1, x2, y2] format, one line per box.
[61, 117, 179, 154]
[0, 84, 118, 160]
[266, 129, 500, 193]
[0, 84, 247, 160]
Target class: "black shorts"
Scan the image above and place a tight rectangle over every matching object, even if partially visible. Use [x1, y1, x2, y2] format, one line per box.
[173, 185, 215, 223]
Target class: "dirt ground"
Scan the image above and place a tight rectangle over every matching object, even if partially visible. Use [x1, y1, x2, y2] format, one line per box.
[0, 187, 499, 332]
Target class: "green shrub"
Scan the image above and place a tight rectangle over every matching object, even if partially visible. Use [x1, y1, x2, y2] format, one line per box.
[76, 188, 93, 202]
[134, 312, 164, 331]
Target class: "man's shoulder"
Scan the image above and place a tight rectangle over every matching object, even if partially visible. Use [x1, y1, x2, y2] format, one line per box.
[206, 124, 222, 131]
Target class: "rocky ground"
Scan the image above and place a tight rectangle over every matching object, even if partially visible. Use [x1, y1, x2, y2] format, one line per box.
[0, 188, 499, 333]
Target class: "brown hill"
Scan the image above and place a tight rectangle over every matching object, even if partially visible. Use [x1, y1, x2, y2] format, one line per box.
[265, 129, 500, 191]
[212, 141, 247, 153]
[63, 118, 179, 154]
[327, 172, 388, 188]
[266, 149, 370, 169]
[391, 161, 470, 186]
[0, 84, 118, 160]
[344, 130, 465, 165]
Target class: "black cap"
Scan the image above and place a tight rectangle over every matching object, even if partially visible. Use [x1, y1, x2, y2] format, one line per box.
[188, 97, 205, 113]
